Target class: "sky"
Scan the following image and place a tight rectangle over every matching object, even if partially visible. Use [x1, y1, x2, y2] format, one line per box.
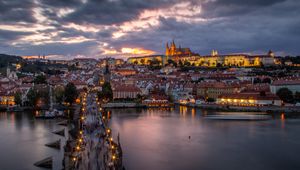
[0, 0, 299, 60]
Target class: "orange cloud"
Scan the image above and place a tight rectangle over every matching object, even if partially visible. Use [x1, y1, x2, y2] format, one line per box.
[121, 47, 155, 55]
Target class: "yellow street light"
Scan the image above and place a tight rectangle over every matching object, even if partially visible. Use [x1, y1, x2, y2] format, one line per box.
[112, 155, 116, 160]
[76, 145, 80, 151]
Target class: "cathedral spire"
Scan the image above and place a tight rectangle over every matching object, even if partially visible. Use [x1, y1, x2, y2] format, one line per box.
[166, 42, 170, 56]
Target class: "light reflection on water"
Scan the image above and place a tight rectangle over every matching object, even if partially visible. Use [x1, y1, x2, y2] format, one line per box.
[0, 112, 67, 170]
[109, 106, 300, 170]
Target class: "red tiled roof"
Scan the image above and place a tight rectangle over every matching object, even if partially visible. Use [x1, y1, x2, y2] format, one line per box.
[113, 84, 141, 92]
[272, 79, 300, 86]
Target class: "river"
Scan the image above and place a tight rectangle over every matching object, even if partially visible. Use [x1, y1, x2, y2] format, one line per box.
[0, 111, 67, 170]
[0, 107, 300, 170]
[109, 106, 300, 170]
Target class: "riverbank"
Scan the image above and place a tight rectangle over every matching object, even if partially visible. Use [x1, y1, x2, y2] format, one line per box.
[103, 102, 300, 114]
[189, 103, 300, 113]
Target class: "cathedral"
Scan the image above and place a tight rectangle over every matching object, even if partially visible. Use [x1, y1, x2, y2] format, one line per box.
[165, 40, 192, 56]
[127, 40, 276, 67]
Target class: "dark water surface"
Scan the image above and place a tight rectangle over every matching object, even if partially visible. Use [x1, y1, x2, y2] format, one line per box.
[0, 112, 67, 170]
[109, 106, 300, 170]
[1, 107, 300, 170]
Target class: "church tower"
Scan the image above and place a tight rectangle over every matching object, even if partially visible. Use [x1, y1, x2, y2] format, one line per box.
[165, 42, 170, 56]
[268, 50, 275, 57]
[170, 40, 176, 55]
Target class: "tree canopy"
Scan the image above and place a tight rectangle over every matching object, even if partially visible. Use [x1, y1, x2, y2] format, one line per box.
[97, 82, 113, 101]
[276, 88, 294, 103]
[34, 75, 47, 84]
[64, 83, 78, 105]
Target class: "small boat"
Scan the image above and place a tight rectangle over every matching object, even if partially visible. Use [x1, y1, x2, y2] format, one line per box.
[45, 139, 61, 149]
[52, 129, 65, 137]
[34, 156, 52, 169]
[35, 109, 64, 119]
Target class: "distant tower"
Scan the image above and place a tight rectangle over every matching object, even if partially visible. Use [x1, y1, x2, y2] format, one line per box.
[211, 50, 218, 57]
[268, 50, 275, 57]
[170, 40, 176, 55]
[165, 42, 170, 56]
[104, 64, 111, 82]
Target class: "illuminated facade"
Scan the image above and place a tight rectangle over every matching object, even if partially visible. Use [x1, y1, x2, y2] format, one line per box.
[127, 55, 166, 66]
[216, 93, 281, 106]
[127, 41, 276, 67]
[0, 94, 15, 106]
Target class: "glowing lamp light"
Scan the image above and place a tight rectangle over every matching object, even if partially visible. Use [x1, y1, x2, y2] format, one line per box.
[112, 155, 116, 160]
[281, 113, 285, 120]
[76, 146, 80, 151]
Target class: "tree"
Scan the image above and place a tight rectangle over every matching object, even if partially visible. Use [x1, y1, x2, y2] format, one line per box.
[294, 91, 300, 103]
[27, 88, 38, 107]
[216, 63, 222, 68]
[276, 88, 294, 103]
[14, 91, 22, 106]
[262, 78, 271, 84]
[64, 83, 78, 105]
[34, 74, 47, 84]
[98, 82, 113, 101]
[54, 86, 65, 104]
[149, 58, 161, 66]
[206, 98, 216, 103]
[134, 60, 138, 65]
[184, 60, 191, 66]
[140, 59, 145, 65]
[178, 60, 183, 67]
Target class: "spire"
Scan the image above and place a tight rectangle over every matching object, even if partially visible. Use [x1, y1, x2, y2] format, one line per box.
[165, 42, 170, 56]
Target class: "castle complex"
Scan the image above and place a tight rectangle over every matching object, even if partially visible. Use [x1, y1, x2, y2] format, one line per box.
[127, 41, 276, 67]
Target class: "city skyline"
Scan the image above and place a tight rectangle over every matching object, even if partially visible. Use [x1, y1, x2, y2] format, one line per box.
[1, 0, 300, 59]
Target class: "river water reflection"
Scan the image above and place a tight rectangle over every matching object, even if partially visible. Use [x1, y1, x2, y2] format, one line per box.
[109, 106, 300, 170]
[0, 112, 66, 170]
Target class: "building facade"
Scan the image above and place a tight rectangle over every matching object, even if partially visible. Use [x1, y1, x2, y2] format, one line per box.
[127, 41, 276, 67]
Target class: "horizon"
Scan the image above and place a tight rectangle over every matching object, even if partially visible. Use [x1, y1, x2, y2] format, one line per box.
[0, 0, 300, 59]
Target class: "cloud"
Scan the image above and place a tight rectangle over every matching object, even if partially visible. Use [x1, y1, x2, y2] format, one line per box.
[0, 0, 36, 23]
[200, 0, 287, 18]
[0, 29, 33, 47]
[0, 0, 300, 59]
